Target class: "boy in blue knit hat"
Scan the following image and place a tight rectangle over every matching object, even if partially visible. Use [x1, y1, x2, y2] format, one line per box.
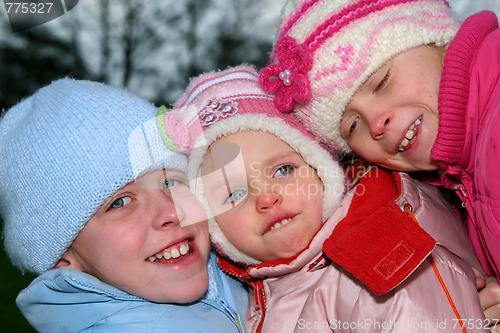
[0, 79, 247, 333]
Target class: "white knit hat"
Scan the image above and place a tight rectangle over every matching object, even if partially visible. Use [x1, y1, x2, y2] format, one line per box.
[260, 0, 459, 153]
[161, 65, 346, 266]
[0, 79, 187, 274]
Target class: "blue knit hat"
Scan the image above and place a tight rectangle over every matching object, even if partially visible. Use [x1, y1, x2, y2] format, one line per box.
[0, 78, 187, 274]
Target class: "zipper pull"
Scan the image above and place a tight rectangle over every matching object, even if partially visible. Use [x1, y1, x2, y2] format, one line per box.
[218, 298, 246, 333]
[458, 185, 468, 208]
[250, 280, 266, 312]
[234, 311, 245, 333]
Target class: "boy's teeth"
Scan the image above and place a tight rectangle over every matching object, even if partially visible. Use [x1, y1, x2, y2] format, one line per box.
[270, 218, 291, 231]
[179, 243, 188, 255]
[148, 241, 190, 262]
[171, 248, 180, 258]
[398, 116, 422, 152]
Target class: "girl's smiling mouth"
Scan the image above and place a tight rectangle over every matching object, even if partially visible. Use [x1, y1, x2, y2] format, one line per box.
[264, 214, 298, 234]
[398, 115, 422, 152]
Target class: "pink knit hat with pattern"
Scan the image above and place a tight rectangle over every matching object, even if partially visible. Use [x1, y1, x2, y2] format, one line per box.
[260, 0, 459, 153]
[160, 65, 346, 265]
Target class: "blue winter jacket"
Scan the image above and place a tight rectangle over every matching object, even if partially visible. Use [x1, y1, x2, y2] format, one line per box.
[16, 253, 248, 332]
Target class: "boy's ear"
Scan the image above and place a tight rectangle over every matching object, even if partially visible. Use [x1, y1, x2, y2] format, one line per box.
[53, 257, 71, 269]
[52, 250, 83, 271]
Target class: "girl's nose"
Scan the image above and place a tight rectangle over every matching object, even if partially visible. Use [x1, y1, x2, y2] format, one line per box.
[368, 109, 393, 138]
[255, 185, 283, 212]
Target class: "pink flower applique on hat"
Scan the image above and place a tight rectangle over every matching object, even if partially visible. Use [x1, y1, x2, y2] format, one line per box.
[259, 36, 313, 112]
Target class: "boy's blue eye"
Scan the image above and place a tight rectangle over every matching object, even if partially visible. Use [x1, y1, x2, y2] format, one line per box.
[163, 179, 183, 189]
[110, 196, 132, 209]
[225, 189, 247, 204]
[275, 164, 294, 177]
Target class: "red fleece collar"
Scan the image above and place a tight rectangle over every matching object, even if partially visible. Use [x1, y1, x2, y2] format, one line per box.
[323, 167, 436, 295]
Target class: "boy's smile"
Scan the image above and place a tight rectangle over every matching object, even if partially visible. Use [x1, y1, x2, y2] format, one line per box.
[202, 130, 324, 262]
[148, 238, 193, 262]
[59, 169, 211, 303]
[340, 46, 444, 172]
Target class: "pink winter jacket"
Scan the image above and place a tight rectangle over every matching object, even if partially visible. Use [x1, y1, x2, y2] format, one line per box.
[431, 11, 500, 278]
[219, 171, 487, 333]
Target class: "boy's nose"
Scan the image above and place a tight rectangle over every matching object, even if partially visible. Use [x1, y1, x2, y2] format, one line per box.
[154, 190, 186, 228]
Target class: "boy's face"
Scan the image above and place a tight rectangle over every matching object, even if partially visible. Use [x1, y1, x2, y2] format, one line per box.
[63, 169, 210, 303]
[201, 130, 324, 262]
[340, 46, 445, 172]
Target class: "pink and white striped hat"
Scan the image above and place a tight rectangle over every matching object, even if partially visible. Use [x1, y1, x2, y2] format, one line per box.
[160, 65, 346, 265]
[260, 0, 459, 153]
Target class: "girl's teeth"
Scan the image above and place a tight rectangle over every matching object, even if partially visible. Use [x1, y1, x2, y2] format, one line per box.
[270, 218, 291, 231]
[270, 222, 282, 230]
[148, 241, 190, 262]
[399, 116, 422, 152]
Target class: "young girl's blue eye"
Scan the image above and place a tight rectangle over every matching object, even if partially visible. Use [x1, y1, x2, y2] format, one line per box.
[275, 164, 294, 177]
[225, 189, 247, 203]
[110, 196, 132, 209]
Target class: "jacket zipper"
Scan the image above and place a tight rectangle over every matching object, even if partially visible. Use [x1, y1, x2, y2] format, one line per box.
[218, 298, 245, 333]
[457, 184, 470, 208]
[250, 280, 266, 333]
[210, 256, 247, 333]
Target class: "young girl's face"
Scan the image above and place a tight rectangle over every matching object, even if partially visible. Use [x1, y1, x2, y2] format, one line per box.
[201, 130, 324, 262]
[61, 169, 210, 303]
[340, 46, 445, 172]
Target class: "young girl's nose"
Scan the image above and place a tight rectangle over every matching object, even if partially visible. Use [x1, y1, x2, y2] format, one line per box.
[255, 186, 283, 212]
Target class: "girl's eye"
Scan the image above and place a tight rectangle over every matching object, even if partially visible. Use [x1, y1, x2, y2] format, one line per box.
[349, 117, 359, 135]
[225, 189, 247, 204]
[110, 196, 132, 209]
[275, 164, 295, 177]
[374, 70, 390, 93]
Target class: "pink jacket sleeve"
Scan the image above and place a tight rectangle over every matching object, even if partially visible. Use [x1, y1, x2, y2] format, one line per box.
[295, 246, 489, 332]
